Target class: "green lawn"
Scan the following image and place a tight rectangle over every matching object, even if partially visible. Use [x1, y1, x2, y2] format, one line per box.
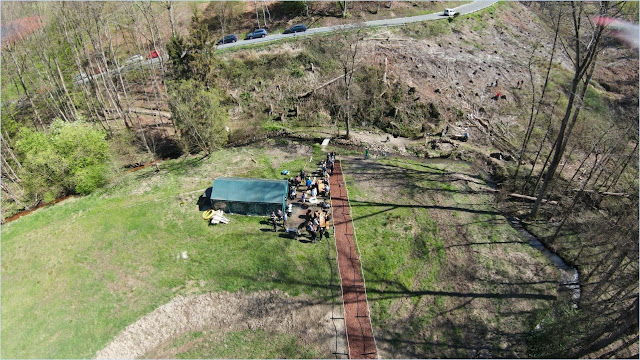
[1, 143, 333, 359]
[147, 329, 320, 359]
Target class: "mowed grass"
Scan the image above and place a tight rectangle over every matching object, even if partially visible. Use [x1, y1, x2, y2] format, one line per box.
[147, 329, 320, 359]
[341, 156, 559, 358]
[1, 142, 332, 359]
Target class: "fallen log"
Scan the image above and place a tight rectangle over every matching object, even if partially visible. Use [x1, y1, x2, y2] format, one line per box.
[507, 192, 558, 205]
[485, 189, 559, 205]
[106, 107, 172, 119]
[569, 189, 629, 197]
[297, 69, 354, 99]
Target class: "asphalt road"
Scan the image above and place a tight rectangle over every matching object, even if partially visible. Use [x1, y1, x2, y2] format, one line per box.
[217, 0, 499, 49]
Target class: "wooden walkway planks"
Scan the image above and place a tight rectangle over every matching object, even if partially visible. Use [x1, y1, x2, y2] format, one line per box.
[330, 160, 378, 359]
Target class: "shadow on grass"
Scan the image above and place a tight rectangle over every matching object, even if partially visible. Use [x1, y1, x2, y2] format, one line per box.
[444, 240, 525, 248]
[223, 267, 556, 303]
[332, 199, 500, 226]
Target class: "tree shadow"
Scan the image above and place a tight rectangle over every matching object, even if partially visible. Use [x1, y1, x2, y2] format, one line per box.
[336, 199, 500, 226]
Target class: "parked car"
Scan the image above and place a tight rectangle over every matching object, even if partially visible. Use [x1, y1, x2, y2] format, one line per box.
[146, 50, 161, 59]
[124, 54, 144, 65]
[443, 8, 457, 16]
[216, 34, 238, 45]
[283, 24, 307, 34]
[245, 28, 267, 40]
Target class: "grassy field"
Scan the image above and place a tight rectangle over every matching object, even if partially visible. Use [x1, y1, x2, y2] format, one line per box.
[2, 141, 560, 358]
[341, 156, 559, 358]
[1, 141, 335, 358]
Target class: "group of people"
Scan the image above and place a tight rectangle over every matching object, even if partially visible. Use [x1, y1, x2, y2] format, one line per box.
[273, 153, 338, 242]
[288, 168, 331, 203]
[302, 209, 331, 243]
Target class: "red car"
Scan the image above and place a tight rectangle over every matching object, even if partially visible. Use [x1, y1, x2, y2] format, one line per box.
[147, 50, 161, 59]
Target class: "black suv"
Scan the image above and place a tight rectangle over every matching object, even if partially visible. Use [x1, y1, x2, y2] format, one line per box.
[216, 34, 238, 45]
[283, 24, 307, 34]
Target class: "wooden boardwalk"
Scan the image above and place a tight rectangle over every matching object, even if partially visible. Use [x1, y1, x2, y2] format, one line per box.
[330, 160, 378, 359]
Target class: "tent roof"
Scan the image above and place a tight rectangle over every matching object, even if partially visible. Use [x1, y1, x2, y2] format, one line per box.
[210, 177, 288, 204]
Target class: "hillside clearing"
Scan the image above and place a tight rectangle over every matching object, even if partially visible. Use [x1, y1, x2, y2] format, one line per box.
[2, 142, 560, 358]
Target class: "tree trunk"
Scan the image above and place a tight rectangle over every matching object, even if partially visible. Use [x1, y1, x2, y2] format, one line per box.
[7, 48, 45, 131]
[514, 17, 559, 184]
[165, 1, 177, 37]
[54, 57, 79, 121]
[345, 87, 351, 139]
[255, 0, 261, 28]
[1, 131, 23, 170]
[1, 181, 26, 209]
[531, 77, 580, 217]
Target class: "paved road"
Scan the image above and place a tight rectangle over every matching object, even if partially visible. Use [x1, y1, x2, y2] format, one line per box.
[217, 0, 499, 50]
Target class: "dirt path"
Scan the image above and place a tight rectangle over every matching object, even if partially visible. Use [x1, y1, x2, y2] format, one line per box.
[330, 160, 378, 359]
[95, 289, 347, 359]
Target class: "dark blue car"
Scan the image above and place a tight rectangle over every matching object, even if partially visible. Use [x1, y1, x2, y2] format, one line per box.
[216, 34, 238, 45]
[245, 28, 267, 40]
[284, 24, 307, 34]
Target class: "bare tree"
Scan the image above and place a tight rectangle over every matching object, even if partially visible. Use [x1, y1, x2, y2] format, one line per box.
[333, 25, 363, 139]
[531, 2, 611, 217]
[514, 12, 561, 185]
[164, 1, 177, 37]
[4, 46, 45, 131]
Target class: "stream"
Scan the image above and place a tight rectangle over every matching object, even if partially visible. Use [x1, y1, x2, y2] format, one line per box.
[506, 217, 581, 306]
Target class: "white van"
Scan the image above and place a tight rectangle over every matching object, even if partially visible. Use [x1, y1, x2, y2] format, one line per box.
[444, 8, 457, 16]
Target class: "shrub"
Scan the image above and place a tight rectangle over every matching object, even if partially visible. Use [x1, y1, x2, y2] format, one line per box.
[15, 119, 113, 199]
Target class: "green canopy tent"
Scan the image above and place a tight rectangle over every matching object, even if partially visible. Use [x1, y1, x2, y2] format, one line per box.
[210, 177, 289, 216]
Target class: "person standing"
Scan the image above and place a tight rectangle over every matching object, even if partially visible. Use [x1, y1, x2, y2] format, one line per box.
[270, 212, 278, 232]
[307, 222, 316, 242]
[365, 147, 369, 159]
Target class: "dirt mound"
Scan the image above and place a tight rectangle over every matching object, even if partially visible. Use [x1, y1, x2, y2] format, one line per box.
[95, 289, 346, 359]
